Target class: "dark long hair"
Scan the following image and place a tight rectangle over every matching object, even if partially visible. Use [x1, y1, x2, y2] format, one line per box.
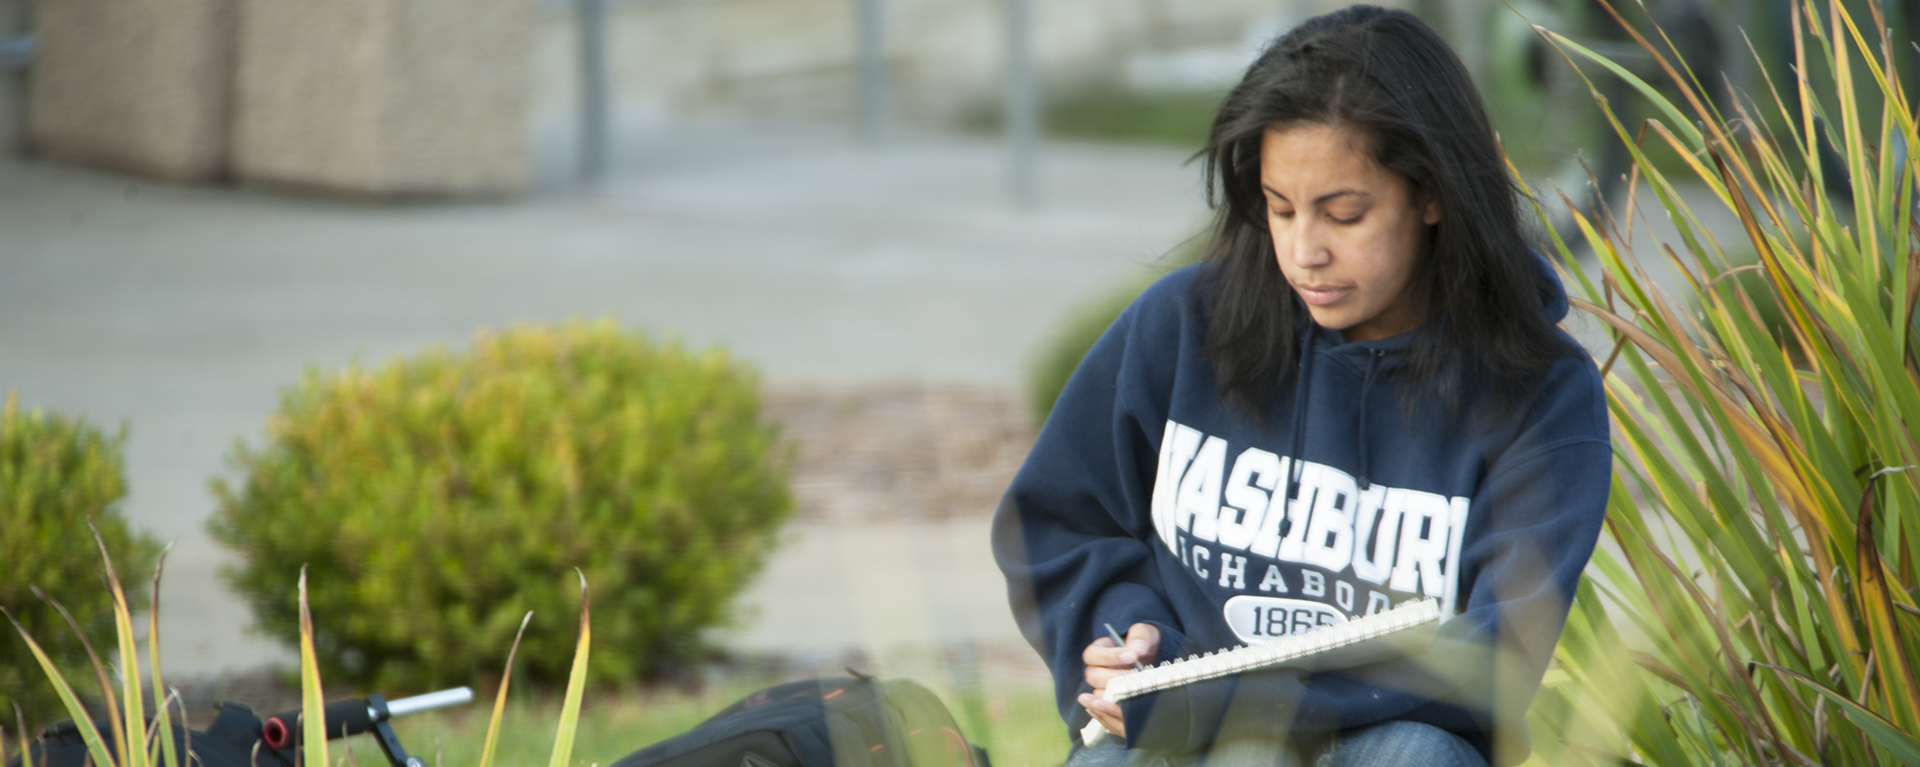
[1198, 5, 1571, 416]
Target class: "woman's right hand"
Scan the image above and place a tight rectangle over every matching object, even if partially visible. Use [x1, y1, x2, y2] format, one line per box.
[1077, 623, 1161, 738]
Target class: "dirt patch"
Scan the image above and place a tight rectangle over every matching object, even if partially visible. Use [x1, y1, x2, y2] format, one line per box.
[764, 384, 1037, 524]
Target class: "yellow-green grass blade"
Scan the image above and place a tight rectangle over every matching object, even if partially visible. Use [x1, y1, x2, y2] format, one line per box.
[1537, 30, 1701, 149]
[89, 524, 148, 767]
[1777, 542, 1831, 676]
[548, 573, 591, 767]
[32, 586, 127, 765]
[1524, 47, 1710, 263]
[1610, 358, 1779, 594]
[1614, 314, 1854, 609]
[1854, 470, 1920, 732]
[169, 692, 193, 767]
[298, 567, 327, 767]
[1764, 664, 1920, 765]
[1574, 298, 1826, 527]
[13, 706, 26, 767]
[148, 545, 178, 767]
[1607, 405, 1756, 599]
[1617, 252, 1833, 547]
[477, 611, 534, 767]
[142, 690, 180, 767]
[3, 608, 116, 767]
[1589, 384, 1827, 757]
[1554, 581, 1668, 760]
[1577, 621, 1695, 763]
[1588, 0, 1760, 176]
[1791, 4, 1828, 216]
[1627, 518, 1797, 754]
[1555, 0, 1920, 751]
[1827, 18, 1875, 251]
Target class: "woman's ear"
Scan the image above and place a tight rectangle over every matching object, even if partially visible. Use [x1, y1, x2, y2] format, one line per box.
[1422, 197, 1441, 225]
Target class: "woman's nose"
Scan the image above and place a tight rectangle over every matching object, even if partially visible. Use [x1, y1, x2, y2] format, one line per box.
[1287, 219, 1331, 268]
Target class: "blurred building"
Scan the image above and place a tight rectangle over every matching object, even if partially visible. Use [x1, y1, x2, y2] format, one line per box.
[2, 0, 1329, 196]
[540, 0, 1299, 129]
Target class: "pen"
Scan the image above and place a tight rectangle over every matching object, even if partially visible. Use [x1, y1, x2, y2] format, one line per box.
[1104, 622, 1146, 671]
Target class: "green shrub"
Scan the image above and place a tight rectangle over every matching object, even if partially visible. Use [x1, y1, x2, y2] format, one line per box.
[1, 391, 161, 723]
[1045, 82, 1227, 146]
[209, 320, 794, 692]
[962, 79, 1226, 146]
[1027, 242, 1206, 425]
[1026, 279, 1156, 426]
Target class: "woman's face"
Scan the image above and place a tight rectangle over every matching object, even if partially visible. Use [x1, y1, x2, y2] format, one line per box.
[1261, 122, 1438, 342]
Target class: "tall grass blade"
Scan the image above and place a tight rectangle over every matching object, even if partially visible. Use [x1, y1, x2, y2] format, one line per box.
[31, 586, 126, 764]
[3, 608, 116, 767]
[1853, 468, 1920, 732]
[1520, 0, 1920, 760]
[547, 572, 591, 767]
[170, 692, 191, 767]
[147, 546, 178, 767]
[1762, 664, 1920, 764]
[141, 691, 180, 767]
[297, 567, 327, 767]
[1539, 29, 1702, 148]
[90, 525, 149, 767]
[13, 704, 28, 767]
[477, 611, 533, 767]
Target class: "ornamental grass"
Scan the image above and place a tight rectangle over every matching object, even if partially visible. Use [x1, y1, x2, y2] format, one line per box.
[1520, 0, 1920, 763]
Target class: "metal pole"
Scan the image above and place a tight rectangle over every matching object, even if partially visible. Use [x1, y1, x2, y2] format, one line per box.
[1005, 0, 1038, 208]
[857, 0, 888, 143]
[0, 35, 30, 70]
[577, 0, 610, 185]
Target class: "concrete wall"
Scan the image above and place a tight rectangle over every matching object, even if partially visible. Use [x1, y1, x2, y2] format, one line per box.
[25, 0, 232, 181]
[232, 0, 535, 196]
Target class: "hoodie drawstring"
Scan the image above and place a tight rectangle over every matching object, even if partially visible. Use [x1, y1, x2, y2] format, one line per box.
[1285, 329, 1317, 522]
[1357, 349, 1382, 491]
[1289, 332, 1383, 507]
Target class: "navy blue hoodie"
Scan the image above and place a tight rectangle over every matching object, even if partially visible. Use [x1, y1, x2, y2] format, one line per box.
[992, 259, 1610, 765]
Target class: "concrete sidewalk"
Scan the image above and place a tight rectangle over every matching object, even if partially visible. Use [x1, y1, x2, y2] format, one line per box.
[0, 124, 1211, 680]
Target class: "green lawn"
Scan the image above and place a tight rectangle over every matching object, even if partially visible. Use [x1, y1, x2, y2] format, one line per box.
[370, 673, 1068, 767]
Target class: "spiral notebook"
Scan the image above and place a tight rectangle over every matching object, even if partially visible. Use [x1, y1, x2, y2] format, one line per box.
[1080, 598, 1444, 745]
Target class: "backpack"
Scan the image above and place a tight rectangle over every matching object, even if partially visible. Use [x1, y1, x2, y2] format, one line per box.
[610, 672, 990, 767]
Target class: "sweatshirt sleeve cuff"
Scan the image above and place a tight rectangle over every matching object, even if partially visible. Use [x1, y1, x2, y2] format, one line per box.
[1143, 621, 1187, 665]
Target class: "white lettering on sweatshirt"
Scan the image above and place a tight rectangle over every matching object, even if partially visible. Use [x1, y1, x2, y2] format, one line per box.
[1153, 418, 1471, 620]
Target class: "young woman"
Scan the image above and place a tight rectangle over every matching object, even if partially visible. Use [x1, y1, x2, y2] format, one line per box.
[990, 6, 1610, 767]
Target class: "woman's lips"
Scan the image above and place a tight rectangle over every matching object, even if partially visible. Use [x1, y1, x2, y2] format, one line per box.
[1293, 284, 1350, 306]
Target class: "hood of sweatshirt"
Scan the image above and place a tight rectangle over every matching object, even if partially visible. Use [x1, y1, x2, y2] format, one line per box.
[1289, 249, 1571, 491]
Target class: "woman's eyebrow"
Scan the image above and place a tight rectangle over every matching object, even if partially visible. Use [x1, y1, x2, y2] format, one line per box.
[1313, 189, 1370, 205]
[1260, 185, 1371, 205]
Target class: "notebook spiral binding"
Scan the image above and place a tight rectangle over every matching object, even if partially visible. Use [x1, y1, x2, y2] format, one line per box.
[1079, 598, 1443, 746]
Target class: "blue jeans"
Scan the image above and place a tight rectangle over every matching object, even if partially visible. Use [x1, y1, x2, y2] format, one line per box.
[1065, 721, 1489, 767]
